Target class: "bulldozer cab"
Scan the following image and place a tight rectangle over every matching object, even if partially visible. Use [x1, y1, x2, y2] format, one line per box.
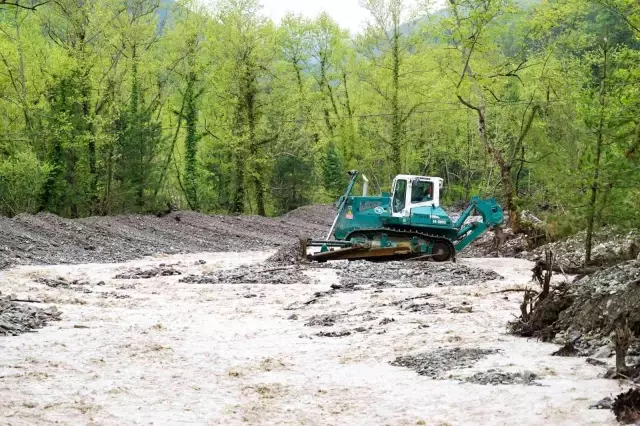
[391, 175, 443, 217]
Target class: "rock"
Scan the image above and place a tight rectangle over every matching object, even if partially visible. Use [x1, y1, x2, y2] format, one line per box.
[592, 345, 614, 359]
[379, 317, 395, 326]
[589, 397, 613, 410]
[316, 330, 351, 338]
[449, 306, 473, 314]
[586, 358, 608, 367]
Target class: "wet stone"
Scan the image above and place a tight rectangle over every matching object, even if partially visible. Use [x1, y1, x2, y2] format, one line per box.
[316, 330, 351, 338]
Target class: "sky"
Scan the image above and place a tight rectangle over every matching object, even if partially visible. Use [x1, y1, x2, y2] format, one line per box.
[259, 0, 368, 35]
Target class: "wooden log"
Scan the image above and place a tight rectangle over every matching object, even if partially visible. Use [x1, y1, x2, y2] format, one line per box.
[533, 260, 600, 276]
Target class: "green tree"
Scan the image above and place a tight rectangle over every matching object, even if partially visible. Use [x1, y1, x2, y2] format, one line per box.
[323, 142, 345, 199]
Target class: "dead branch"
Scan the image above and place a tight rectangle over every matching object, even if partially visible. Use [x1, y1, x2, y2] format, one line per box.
[490, 288, 539, 294]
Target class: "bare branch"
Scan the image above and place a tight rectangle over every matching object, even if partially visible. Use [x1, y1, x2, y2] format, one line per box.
[0, 0, 51, 11]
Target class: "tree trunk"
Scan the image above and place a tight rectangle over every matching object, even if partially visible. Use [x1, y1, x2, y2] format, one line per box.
[244, 68, 265, 217]
[232, 153, 245, 214]
[183, 69, 199, 211]
[104, 138, 114, 215]
[231, 99, 245, 214]
[501, 163, 519, 232]
[390, 12, 402, 175]
[459, 95, 520, 231]
[586, 43, 608, 264]
[153, 90, 187, 204]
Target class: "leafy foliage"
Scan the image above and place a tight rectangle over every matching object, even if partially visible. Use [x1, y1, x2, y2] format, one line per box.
[0, 0, 639, 258]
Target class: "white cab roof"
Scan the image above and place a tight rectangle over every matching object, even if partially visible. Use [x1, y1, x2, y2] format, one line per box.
[395, 175, 443, 182]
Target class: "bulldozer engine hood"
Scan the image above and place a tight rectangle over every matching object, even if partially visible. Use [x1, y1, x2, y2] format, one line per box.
[409, 205, 454, 228]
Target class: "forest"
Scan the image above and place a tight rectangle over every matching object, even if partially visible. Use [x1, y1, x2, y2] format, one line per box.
[0, 0, 639, 248]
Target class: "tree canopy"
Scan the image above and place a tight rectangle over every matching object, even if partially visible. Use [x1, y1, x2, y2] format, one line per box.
[1, 0, 639, 258]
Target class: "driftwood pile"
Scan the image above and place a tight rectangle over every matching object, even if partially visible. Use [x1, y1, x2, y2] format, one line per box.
[507, 250, 573, 341]
[613, 388, 640, 424]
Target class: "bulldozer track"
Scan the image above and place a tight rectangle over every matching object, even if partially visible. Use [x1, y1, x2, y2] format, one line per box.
[343, 227, 456, 262]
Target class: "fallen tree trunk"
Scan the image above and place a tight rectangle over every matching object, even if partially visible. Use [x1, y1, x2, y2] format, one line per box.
[533, 260, 601, 276]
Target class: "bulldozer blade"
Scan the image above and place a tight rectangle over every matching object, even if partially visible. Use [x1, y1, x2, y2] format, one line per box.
[307, 245, 413, 262]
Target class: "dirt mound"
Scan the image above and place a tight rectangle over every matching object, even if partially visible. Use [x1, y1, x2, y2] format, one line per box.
[0, 206, 334, 269]
[525, 228, 640, 267]
[553, 261, 640, 351]
[114, 265, 182, 279]
[335, 260, 503, 287]
[180, 264, 311, 285]
[461, 369, 540, 386]
[265, 239, 306, 265]
[281, 204, 335, 228]
[0, 293, 61, 336]
[390, 348, 499, 378]
[461, 227, 528, 258]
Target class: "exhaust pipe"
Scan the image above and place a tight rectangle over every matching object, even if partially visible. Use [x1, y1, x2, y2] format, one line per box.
[362, 175, 369, 197]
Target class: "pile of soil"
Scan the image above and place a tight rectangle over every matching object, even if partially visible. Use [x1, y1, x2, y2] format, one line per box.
[265, 238, 306, 265]
[180, 264, 311, 285]
[281, 204, 335, 228]
[36, 276, 98, 293]
[461, 227, 528, 258]
[525, 228, 640, 267]
[114, 265, 182, 279]
[460, 369, 540, 386]
[390, 347, 499, 378]
[553, 260, 640, 351]
[0, 293, 61, 336]
[0, 205, 334, 269]
[335, 261, 503, 287]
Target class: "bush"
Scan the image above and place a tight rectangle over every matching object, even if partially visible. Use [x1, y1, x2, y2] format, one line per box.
[0, 151, 50, 217]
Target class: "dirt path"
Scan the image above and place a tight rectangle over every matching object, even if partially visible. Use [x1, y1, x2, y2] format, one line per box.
[0, 254, 623, 425]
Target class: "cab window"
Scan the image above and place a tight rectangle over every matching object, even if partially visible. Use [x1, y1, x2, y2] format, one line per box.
[411, 180, 433, 203]
[392, 179, 407, 213]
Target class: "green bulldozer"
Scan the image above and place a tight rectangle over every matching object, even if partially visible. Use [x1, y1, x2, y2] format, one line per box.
[306, 170, 505, 262]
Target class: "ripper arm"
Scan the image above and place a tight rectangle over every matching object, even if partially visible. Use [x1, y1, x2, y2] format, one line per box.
[453, 196, 505, 252]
